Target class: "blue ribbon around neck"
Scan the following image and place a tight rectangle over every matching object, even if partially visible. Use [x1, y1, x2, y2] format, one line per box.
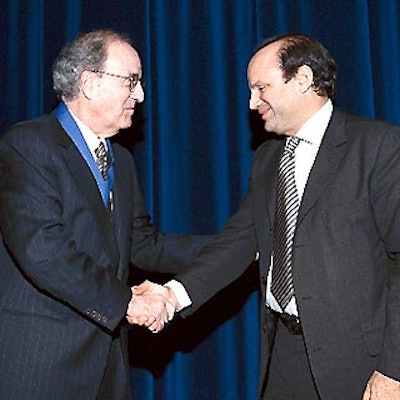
[55, 102, 114, 206]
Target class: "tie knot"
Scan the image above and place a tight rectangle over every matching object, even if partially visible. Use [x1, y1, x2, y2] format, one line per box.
[284, 137, 300, 156]
[95, 141, 107, 157]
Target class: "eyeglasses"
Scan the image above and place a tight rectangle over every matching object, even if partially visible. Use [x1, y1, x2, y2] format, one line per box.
[92, 70, 141, 92]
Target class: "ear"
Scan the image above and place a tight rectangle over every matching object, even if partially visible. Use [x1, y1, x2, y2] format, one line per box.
[295, 65, 314, 94]
[80, 70, 97, 100]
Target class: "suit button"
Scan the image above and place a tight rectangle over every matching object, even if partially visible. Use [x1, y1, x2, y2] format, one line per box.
[101, 316, 108, 324]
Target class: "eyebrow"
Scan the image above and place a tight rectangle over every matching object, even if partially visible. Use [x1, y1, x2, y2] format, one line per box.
[249, 80, 266, 89]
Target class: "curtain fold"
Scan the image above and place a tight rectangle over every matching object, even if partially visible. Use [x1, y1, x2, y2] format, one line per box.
[1, 1, 399, 399]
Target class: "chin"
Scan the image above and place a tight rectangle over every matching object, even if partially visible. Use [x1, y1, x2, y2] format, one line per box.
[264, 122, 273, 132]
[119, 120, 133, 130]
[122, 123, 133, 130]
[104, 131, 119, 138]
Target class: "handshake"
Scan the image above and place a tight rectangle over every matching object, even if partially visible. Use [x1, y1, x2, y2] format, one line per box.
[126, 280, 181, 333]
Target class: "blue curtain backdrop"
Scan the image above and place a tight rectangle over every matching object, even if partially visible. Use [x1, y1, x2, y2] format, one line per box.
[1, 1, 400, 399]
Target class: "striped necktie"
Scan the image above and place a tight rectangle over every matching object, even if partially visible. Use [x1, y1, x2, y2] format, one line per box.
[271, 136, 301, 310]
[95, 141, 110, 181]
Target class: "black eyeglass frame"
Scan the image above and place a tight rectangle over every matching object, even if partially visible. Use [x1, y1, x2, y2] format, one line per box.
[91, 70, 141, 92]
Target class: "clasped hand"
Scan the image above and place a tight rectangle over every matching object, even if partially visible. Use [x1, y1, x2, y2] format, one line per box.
[362, 371, 400, 399]
[126, 280, 179, 333]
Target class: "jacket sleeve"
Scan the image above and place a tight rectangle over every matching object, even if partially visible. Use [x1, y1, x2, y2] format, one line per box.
[371, 126, 400, 380]
[170, 144, 271, 315]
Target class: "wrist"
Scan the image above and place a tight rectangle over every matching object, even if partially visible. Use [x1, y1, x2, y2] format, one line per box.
[164, 280, 191, 311]
[166, 286, 180, 311]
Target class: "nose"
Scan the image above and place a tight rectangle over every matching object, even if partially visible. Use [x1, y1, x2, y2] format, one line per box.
[249, 90, 261, 110]
[130, 81, 144, 103]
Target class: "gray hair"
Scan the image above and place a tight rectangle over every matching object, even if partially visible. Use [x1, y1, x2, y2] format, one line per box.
[52, 30, 131, 101]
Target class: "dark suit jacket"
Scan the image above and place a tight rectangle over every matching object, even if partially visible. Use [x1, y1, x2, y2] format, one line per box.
[0, 111, 208, 400]
[175, 109, 400, 399]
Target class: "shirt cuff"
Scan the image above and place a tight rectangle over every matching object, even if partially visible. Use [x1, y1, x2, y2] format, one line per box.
[164, 279, 192, 311]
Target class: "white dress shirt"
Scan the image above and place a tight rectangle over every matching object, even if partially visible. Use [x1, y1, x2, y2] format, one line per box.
[68, 110, 107, 160]
[266, 99, 333, 316]
[67, 108, 113, 209]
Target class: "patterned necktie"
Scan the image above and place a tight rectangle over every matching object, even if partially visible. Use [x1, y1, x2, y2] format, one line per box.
[271, 136, 301, 310]
[95, 141, 110, 180]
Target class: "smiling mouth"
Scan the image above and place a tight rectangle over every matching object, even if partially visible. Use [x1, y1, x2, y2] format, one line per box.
[259, 105, 272, 119]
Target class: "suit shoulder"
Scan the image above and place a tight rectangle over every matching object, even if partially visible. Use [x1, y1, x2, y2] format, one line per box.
[111, 142, 138, 174]
[331, 110, 400, 166]
[111, 142, 135, 165]
[2, 113, 61, 146]
[112, 142, 132, 158]
[253, 135, 283, 159]
[337, 110, 400, 138]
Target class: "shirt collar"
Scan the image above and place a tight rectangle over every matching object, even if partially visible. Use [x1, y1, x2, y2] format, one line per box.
[66, 107, 105, 153]
[295, 99, 333, 146]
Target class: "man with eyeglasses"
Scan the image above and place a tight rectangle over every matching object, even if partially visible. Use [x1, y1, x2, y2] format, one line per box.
[0, 29, 208, 400]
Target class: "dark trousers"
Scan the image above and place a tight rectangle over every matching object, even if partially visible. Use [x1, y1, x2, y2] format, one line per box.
[263, 316, 321, 400]
[97, 336, 131, 400]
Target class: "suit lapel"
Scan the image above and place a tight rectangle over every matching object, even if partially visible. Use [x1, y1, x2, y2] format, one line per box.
[297, 110, 347, 225]
[53, 116, 119, 263]
[109, 147, 128, 279]
[65, 143, 106, 210]
[264, 141, 283, 226]
[254, 138, 283, 235]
